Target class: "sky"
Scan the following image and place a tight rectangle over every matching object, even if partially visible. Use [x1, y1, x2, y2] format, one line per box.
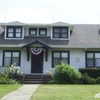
[0, 0, 100, 24]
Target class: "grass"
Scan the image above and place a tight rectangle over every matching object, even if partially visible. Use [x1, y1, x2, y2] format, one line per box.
[30, 84, 100, 100]
[0, 84, 22, 99]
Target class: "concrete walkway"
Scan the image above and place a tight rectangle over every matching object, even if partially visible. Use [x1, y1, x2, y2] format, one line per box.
[0, 84, 40, 100]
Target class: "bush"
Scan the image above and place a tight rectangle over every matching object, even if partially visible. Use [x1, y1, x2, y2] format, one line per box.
[96, 77, 100, 84]
[80, 73, 96, 84]
[79, 68, 100, 78]
[0, 63, 23, 84]
[51, 62, 81, 84]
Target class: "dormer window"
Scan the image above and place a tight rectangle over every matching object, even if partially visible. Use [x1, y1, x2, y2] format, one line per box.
[39, 28, 47, 35]
[53, 27, 68, 39]
[29, 28, 37, 35]
[7, 26, 22, 38]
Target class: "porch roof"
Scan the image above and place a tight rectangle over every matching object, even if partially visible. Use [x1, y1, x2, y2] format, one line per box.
[21, 39, 52, 49]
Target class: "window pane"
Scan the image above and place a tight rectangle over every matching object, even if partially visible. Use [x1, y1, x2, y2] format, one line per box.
[13, 52, 19, 57]
[95, 53, 100, 67]
[8, 28, 13, 32]
[54, 33, 59, 38]
[61, 53, 68, 58]
[16, 33, 21, 37]
[61, 34, 67, 38]
[12, 58, 19, 66]
[87, 58, 94, 67]
[62, 58, 68, 63]
[87, 53, 93, 58]
[54, 53, 60, 58]
[40, 30, 45, 35]
[62, 28, 67, 33]
[53, 58, 60, 66]
[16, 28, 21, 32]
[5, 52, 11, 57]
[8, 33, 13, 37]
[31, 30, 36, 35]
[95, 53, 100, 58]
[54, 28, 59, 32]
[4, 58, 11, 66]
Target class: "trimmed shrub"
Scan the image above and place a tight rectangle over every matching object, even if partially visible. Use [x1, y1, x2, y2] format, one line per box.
[51, 62, 81, 84]
[79, 68, 100, 78]
[96, 77, 100, 84]
[80, 73, 96, 84]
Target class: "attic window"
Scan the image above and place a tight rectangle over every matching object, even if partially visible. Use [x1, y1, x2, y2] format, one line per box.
[39, 28, 47, 35]
[53, 27, 68, 39]
[6, 26, 22, 38]
[29, 28, 37, 35]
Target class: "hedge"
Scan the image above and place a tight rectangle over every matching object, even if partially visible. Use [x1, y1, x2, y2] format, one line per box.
[79, 68, 100, 78]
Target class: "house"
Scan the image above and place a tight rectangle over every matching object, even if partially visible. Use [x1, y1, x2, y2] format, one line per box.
[0, 21, 100, 75]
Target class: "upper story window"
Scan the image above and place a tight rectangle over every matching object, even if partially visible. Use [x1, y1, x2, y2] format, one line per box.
[39, 28, 47, 35]
[7, 26, 22, 38]
[29, 28, 37, 35]
[53, 27, 68, 39]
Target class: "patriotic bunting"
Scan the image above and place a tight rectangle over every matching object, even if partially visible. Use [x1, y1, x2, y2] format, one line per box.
[30, 48, 43, 55]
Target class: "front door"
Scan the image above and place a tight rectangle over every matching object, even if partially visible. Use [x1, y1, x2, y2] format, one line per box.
[31, 52, 43, 73]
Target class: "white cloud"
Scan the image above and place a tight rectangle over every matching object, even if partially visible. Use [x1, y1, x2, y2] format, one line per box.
[0, 6, 52, 23]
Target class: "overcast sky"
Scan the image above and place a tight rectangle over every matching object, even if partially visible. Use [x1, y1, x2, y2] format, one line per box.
[0, 0, 100, 24]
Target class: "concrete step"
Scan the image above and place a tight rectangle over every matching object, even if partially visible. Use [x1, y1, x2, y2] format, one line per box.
[24, 80, 44, 84]
[24, 75, 45, 84]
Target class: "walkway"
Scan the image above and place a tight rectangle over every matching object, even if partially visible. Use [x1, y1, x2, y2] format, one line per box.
[0, 84, 40, 100]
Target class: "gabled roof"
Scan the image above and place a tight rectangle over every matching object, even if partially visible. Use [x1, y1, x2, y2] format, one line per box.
[0, 21, 25, 26]
[50, 21, 73, 26]
[21, 39, 52, 49]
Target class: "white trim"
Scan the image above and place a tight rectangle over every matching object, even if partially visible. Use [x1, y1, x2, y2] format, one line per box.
[51, 27, 52, 39]
[4, 26, 6, 39]
[5, 26, 24, 40]
[51, 27, 70, 40]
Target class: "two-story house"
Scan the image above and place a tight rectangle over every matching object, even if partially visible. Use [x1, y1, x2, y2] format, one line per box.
[0, 21, 100, 75]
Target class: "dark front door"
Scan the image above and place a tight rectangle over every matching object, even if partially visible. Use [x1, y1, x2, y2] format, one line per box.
[31, 52, 43, 73]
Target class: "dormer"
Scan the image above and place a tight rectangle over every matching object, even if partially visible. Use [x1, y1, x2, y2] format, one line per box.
[0, 21, 25, 39]
[50, 22, 74, 40]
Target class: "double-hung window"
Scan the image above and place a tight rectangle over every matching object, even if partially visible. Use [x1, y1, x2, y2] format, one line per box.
[29, 28, 37, 35]
[39, 28, 47, 35]
[53, 27, 68, 38]
[7, 26, 22, 38]
[86, 52, 100, 67]
[3, 51, 21, 66]
[52, 51, 69, 67]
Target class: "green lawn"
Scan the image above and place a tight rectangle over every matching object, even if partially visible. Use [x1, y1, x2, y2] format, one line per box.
[0, 84, 22, 98]
[30, 85, 100, 100]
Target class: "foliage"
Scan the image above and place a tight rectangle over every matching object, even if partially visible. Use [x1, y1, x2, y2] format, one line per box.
[0, 63, 23, 84]
[79, 68, 100, 78]
[51, 62, 81, 84]
[80, 73, 96, 84]
[96, 77, 100, 84]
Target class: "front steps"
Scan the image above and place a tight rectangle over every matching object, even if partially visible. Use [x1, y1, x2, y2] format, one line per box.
[24, 75, 45, 84]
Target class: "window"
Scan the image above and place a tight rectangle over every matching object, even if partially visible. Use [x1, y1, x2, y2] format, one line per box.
[3, 51, 21, 66]
[53, 27, 68, 38]
[39, 28, 47, 35]
[7, 26, 22, 38]
[52, 51, 69, 67]
[86, 52, 100, 67]
[29, 28, 37, 35]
